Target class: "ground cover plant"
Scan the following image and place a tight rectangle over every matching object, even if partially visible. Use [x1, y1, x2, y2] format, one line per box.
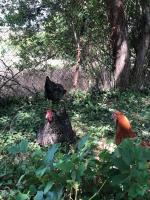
[0, 90, 150, 200]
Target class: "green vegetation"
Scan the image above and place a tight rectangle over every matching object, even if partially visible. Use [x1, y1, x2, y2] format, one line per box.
[1, 1, 150, 199]
[0, 91, 150, 200]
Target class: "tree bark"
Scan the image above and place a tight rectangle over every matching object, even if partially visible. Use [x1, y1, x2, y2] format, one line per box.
[72, 43, 81, 88]
[130, 1, 150, 89]
[106, 0, 130, 89]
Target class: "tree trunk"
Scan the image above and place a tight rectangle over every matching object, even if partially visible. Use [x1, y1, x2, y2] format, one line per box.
[72, 43, 81, 88]
[130, 1, 150, 89]
[106, 0, 130, 89]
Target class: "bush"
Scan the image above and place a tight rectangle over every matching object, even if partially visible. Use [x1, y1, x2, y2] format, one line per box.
[1, 137, 150, 200]
[104, 139, 150, 199]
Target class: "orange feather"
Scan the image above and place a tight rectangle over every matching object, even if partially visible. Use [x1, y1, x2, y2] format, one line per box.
[113, 110, 150, 148]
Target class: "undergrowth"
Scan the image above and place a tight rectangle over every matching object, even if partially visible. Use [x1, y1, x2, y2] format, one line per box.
[0, 90, 150, 200]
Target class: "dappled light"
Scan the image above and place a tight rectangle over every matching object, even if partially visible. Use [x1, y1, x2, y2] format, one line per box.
[0, 90, 150, 199]
[0, 0, 150, 199]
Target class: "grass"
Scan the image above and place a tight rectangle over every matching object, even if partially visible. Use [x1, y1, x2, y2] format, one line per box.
[0, 90, 149, 164]
[0, 90, 150, 199]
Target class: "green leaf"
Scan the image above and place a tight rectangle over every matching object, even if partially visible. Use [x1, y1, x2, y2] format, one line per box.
[17, 174, 26, 186]
[77, 134, 89, 150]
[137, 162, 146, 170]
[128, 183, 147, 198]
[19, 140, 28, 153]
[29, 185, 37, 195]
[77, 162, 87, 177]
[46, 187, 63, 200]
[44, 144, 60, 164]
[16, 192, 29, 200]
[46, 191, 57, 200]
[57, 187, 63, 200]
[111, 174, 129, 186]
[44, 182, 54, 194]
[142, 148, 150, 161]
[56, 160, 73, 172]
[8, 145, 19, 155]
[119, 143, 133, 165]
[36, 166, 47, 177]
[32, 149, 43, 158]
[34, 191, 44, 200]
[112, 157, 129, 171]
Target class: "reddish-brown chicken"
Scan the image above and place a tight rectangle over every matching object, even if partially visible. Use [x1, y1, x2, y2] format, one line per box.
[112, 110, 150, 148]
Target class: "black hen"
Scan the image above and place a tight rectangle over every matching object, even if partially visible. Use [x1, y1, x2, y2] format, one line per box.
[37, 108, 76, 146]
[55, 108, 76, 143]
[45, 76, 66, 102]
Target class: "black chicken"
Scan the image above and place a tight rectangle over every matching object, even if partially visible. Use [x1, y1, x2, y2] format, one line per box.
[37, 108, 76, 146]
[44, 76, 67, 102]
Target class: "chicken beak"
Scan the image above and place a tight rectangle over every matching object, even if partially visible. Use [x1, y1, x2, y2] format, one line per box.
[45, 111, 54, 122]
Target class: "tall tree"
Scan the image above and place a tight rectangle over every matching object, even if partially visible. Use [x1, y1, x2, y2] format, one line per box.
[106, 0, 130, 89]
[130, 0, 150, 89]
[2, 0, 150, 91]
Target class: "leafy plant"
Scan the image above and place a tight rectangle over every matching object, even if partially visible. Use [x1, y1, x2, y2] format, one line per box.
[106, 139, 150, 199]
[0, 91, 149, 200]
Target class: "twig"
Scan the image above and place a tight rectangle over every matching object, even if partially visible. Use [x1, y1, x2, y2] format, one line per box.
[0, 70, 22, 91]
[89, 179, 107, 200]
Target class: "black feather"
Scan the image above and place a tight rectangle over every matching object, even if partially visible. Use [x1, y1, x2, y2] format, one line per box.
[44, 76, 66, 102]
[37, 108, 76, 146]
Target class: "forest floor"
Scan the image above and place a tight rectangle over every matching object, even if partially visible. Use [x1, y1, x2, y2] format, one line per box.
[0, 90, 150, 199]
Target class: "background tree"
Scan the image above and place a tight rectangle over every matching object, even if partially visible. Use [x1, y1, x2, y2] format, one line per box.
[1, 0, 150, 91]
[106, 0, 130, 89]
[129, 0, 150, 89]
